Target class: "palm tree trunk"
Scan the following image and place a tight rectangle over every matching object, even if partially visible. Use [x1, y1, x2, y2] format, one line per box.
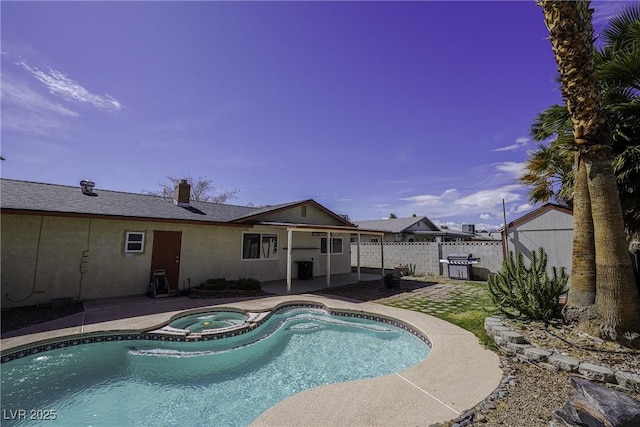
[564, 153, 596, 315]
[587, 149, 640, 338]
[538, 0, 640, 341]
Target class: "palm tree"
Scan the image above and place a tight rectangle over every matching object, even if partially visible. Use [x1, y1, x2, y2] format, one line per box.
[525, 2, 640, 318]
[537, 0, 640, 342]
[522, 3, 640, 240]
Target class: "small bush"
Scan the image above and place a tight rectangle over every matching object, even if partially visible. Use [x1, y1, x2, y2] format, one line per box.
[236, 277, 261, 290]
[200, 281, 228, 291]
[487, 247, 568, 321]
[396, 264, 416, 277]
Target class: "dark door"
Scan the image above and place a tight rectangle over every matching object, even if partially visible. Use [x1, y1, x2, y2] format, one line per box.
[151, 231, 182, 292]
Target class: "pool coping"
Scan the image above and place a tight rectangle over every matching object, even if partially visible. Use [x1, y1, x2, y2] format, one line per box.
[0, 295, 502, 426]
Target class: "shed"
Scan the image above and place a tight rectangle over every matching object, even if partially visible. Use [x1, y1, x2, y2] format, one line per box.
[503, 203, 573, 276]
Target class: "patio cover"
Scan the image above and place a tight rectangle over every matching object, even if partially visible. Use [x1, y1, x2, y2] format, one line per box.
[258, 222, 385, 293]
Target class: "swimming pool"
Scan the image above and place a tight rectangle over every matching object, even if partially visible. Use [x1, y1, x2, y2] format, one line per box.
[1, 305, 430, 426]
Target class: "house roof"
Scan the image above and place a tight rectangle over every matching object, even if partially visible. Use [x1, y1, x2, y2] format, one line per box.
[353, 216, 439, 234]
[505, 203, 573, 230]
[0, 179, 352, 227]
[230, 199, 355, 227]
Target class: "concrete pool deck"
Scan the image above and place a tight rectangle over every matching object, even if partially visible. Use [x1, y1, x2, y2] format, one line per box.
[1, 293, 502, 426]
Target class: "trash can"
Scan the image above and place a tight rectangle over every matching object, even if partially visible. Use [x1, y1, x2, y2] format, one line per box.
[295, 261, 313, 280]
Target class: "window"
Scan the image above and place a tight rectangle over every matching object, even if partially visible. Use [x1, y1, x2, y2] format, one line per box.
[370, 238, 379, 243]
[242, 232, 278, 260]
[125, 232, 145, 253]
[301, 205, 307, 217]
[320, 237, 343, 254]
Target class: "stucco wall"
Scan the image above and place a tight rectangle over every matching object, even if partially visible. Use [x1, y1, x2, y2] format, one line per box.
[1, 213, 353, 307]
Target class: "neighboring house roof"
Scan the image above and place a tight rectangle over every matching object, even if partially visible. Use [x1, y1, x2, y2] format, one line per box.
[0, 179, 353, 227]
[354, 216, 440, 234]
[354, 216, 497, 240]
[505, 203, 573, 230]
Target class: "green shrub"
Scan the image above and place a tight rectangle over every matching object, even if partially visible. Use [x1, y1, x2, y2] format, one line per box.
[396, 263, 416, 277]
[487, 247, 568, 321]
[200, 281, 228, 291]
[236, 277, 261, 291]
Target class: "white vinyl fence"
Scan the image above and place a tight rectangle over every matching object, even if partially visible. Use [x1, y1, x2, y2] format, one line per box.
[350, 241, 504, 280]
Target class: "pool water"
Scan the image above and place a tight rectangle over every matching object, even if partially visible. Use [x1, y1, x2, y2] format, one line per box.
[1, 308, 429, 426]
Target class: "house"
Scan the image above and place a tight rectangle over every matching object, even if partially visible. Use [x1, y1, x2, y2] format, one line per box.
[503, 203, 573, 276]
[1, 178, 379, 308]
[353, 216, 474, 242]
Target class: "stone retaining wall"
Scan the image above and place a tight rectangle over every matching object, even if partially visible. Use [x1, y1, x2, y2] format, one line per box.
[484, 316, 640, 392]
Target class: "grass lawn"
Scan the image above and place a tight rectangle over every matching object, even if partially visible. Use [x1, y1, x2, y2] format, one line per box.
[383, 279, 497, 348]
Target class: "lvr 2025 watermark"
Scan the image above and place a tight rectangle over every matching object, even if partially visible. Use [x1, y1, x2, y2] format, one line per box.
[3, 409, 57, 421]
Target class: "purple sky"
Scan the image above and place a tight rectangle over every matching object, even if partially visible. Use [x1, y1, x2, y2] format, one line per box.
[0, 1, 631, 230]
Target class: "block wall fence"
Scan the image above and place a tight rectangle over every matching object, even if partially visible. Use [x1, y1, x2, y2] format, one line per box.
[350, 241, 504, 280]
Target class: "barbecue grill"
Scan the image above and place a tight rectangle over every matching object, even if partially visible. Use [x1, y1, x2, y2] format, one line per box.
[439, 253, 480, 280]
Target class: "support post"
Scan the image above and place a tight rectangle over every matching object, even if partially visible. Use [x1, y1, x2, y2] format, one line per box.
[326, 231, 331, 287]
[287, 228, 293, 294]
[380, 239, 385, 280]
[356, 233, 361, 281]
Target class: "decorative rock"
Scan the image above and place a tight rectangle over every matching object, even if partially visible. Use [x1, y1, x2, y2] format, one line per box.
[579, 363, 616, 383]
[493, 335, 506, 346]
[489, 325, 511, 335]
[548, 354, 580, 372]
[615, 371, 640, 393]
[505, 342, 532, 354]
[523, 347, 553, 362]
[499, 330, 527, 344]
[552, 378, 640, 427]
[484, 316, 503, 327]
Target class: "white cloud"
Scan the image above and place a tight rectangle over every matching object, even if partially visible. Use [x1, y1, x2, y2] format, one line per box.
[1, 73, 79, 117]
[396, 184, 523, 220]
[455, 185, 521, 210]
[493, 137, 530, 152]
[514, 203, 533, 214]
[495, 162, 525, 178]
[17, 59, 122, 111]
[400, 189, 458, 206]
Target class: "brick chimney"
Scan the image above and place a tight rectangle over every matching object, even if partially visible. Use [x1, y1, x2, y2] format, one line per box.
[174, 179, 191, 206]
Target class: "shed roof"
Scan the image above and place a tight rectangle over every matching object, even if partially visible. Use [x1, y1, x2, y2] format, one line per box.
[506, 203, 573, 229]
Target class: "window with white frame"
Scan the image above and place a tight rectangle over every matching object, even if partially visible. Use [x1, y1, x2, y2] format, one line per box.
[125, 232, 145, 253]
[242, 232, 278, 260]
[320, 237, 343, 254]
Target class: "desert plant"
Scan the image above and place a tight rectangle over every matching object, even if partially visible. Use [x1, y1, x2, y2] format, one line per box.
[396, 264, 416, 277]
[487, 247, 568, 321]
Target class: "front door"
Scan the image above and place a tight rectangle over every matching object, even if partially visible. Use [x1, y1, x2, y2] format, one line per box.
[151, 231, 182, 292]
